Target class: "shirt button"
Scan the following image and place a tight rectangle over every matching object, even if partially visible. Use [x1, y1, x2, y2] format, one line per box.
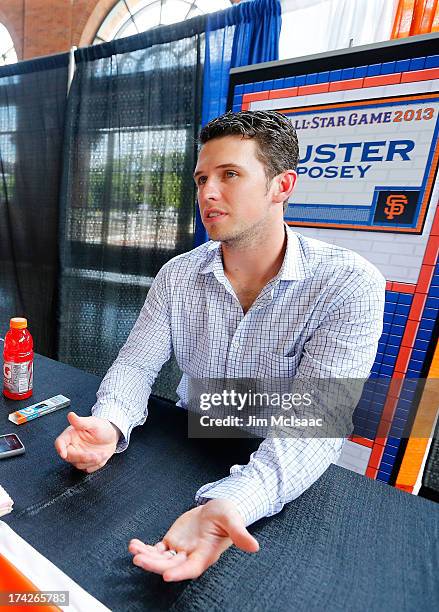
[232, 340, 240, 348]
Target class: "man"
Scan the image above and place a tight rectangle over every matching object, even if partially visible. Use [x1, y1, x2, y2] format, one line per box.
[55, 110, 385, 582]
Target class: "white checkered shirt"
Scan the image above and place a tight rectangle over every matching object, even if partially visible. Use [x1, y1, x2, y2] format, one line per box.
[92, 225, 385, 525]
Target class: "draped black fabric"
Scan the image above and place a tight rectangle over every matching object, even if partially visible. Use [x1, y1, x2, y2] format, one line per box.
[57, 20, 205, 398]
[0, 54, 69, 356]
[0, 6, 281, 401]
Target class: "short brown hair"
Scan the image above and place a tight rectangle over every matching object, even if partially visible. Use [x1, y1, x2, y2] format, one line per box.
[199, 110, 298, 212]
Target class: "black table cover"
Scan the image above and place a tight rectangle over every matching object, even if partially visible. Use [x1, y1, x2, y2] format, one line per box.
[1, 353, 438, 611]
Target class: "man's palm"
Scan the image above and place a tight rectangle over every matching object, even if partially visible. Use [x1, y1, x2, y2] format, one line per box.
[129, 499, 259, 581]
[55, 412, 119, 472]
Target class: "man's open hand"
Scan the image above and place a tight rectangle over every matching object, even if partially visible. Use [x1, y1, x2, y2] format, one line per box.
[54, 412, 120, 473]
[129, 499, 259, 582]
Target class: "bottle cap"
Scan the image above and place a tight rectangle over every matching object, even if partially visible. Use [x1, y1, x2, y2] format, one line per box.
[10, 317, 27, 329]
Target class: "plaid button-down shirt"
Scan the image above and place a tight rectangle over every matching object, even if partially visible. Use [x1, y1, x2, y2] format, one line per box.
[92, 225, 385, 525]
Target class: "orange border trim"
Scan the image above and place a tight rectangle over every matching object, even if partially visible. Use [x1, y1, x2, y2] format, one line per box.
[349, 435, 374, 448]
[262, 67, 439, 103]
[366, 203, 439, 481]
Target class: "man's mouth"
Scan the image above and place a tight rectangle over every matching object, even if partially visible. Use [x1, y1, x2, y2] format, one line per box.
[204, 211, 228, 223]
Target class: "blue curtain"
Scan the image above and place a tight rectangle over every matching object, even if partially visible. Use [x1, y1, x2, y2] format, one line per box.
[194, 0, 282, 246]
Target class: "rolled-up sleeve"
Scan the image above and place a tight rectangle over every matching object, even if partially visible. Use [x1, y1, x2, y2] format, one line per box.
[91, 265, 173, 452]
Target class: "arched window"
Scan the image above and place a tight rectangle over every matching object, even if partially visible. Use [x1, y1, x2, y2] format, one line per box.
[94, 0, 233, 44]
[0, 23, 17, 66]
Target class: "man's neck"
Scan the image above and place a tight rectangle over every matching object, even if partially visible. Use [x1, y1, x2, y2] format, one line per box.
[222, 223, 287, 286]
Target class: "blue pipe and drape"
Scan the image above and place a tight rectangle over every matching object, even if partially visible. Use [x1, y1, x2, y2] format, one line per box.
[195, 0, 282, 246]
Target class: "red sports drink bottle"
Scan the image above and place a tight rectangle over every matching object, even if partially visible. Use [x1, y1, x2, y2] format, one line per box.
[3, 317, 34, 400]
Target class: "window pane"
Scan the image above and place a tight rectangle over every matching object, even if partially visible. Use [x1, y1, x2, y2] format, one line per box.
[161, 1, 193, 25]
[196, 0, 230, 13]
[95, 0, 232, 43]
[0, 23, 17, 66]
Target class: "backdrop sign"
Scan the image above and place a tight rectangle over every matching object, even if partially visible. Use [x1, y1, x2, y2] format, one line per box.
[283, 93, 439, 233]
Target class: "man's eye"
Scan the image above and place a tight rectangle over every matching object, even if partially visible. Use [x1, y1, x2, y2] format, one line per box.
[197, 176, 207, 185]
[225, 171, 237, 178]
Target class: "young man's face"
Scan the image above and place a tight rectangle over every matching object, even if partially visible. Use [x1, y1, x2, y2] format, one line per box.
[194, 135, 283, 244]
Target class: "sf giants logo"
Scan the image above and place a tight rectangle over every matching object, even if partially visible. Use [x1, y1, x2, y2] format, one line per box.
[374, 190, 418, 227]
[384, 194, 408, 220]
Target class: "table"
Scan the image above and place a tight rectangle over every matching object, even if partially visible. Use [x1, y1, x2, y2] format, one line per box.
[1, 352, 438, 611]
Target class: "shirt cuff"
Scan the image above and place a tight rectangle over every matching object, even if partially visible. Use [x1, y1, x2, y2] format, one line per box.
[195, 475, 271, 526]
[91, 401, 132, 453]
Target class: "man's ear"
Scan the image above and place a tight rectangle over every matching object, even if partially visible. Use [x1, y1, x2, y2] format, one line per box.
[272, 170, 297, 204]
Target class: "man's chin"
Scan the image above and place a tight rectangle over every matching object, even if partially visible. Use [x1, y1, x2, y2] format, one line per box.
[205, 222, 251, 245]
[205, 227, 227, 242]
[206, 228, 237, 243]
[216, 231, 249, 247]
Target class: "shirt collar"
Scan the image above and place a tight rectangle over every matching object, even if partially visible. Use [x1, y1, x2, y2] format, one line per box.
[198, 240, 222, 276]
[278, 224, 310, 281]
[199, 224, 311, 282]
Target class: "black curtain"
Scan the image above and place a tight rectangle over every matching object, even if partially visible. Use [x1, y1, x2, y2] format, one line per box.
[0, 54, 69, 356]
[58, 20, 206, 399]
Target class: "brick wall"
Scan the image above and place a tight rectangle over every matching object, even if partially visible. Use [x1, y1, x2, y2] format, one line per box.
[0, 0, 118, 60]
[0, 1, 24, 59]
[0, 0, 242, 60]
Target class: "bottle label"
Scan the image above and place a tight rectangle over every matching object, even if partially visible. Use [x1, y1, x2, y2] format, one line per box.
[3, 361, 33, 394]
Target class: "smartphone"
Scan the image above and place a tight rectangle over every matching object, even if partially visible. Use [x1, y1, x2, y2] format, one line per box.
[0, 433, 25, 459]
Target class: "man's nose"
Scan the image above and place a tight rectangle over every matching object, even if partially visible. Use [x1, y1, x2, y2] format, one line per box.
[200, 178, 221, 200]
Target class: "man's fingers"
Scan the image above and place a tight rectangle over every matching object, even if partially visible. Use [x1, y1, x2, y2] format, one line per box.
[129, 540, 154, 555]
[132, 551, 187, 575]
[163, 552, 206, 582]
[73, 455, 104, 469]
[64, 446, 100, 465]
[54, 435, 68, 460]
[222, 514, 259, 553]
[129, 541, 179, 559]
[129, 539, 182, 556]
[67, 411, 100, 433]
[129, 538, 189, 575]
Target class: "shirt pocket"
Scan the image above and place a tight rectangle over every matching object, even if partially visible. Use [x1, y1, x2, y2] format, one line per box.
[257, 350, 301, 379]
